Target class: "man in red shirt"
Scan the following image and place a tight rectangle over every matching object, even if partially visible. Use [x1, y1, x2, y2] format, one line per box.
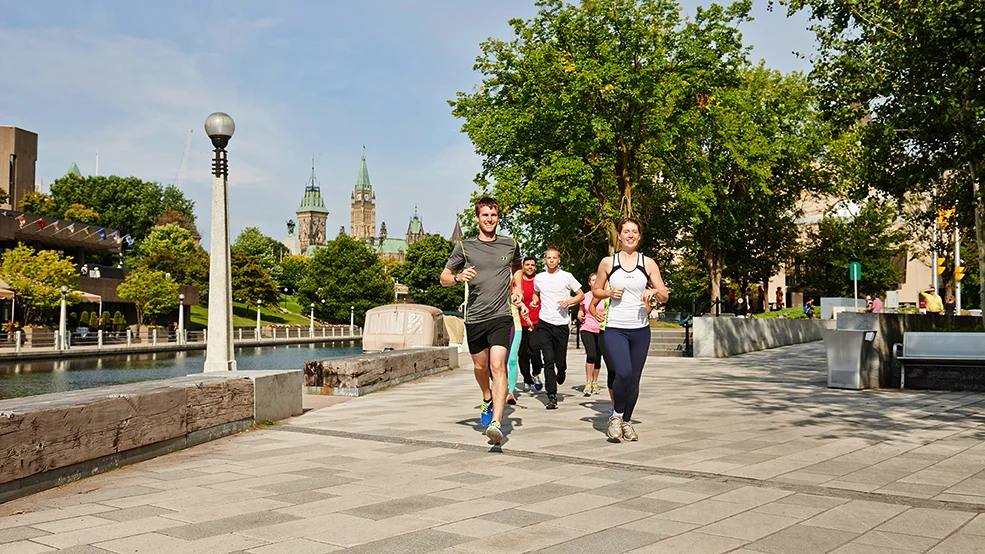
[518, 256, 544, 392]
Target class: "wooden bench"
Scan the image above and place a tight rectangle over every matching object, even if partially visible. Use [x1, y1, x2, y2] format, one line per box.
[893, 332, 985, 389]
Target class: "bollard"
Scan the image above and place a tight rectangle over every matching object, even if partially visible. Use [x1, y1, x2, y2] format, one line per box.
[322, 327, 326, 338]
[127, 329, 132, 346]
[238, 328, 243, 341]
[153, 329, 158, 346]
[98, 330, 103, 348]
[15, 330, 22, 352]
[272, 327, 277, 340]
[183, 330, 188, 344]
[203, 327, 208, 342]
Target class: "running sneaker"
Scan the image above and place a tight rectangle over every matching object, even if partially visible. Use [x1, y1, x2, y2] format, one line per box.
[507, 393, 517, 405]
[523, 383, 532, 393]
[583, 383, 592, 398]
[557, 370, 566, 385]
[607, 414, 623, 441]
[533, 375, 543, 391]
[479, 398, 493, 427]
[486, 421, 503, 444]
[592, 382, 600, 395]
[621, 421, 639, 441]
[546, 394, 558, 409]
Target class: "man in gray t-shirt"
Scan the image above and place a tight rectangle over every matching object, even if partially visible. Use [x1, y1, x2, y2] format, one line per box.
[441, 197, 522, 445]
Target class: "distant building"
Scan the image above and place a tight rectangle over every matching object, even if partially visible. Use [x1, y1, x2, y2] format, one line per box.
[350, 152, 376, 243]
[296, 162, 329, 254]
[0, 127, 38, 211]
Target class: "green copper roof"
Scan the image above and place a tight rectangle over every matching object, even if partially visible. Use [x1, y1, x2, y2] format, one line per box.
[304, 244, 325, 257]
[297, 188, 329, 214]
[355, 155, 372, 192]
[408, 216, 423, 235]
[380, 238, 407, 255]
[67, 162, 82, 177]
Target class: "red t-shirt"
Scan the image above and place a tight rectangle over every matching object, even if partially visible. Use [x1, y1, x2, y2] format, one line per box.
[521, 277, 540, 326]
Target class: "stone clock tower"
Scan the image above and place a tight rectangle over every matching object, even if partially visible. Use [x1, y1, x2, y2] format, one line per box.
[296, 161, 329, 251]
[350, 151, 376, 243]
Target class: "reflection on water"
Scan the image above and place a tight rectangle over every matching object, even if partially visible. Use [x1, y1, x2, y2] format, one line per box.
[0, 342, 362, 400]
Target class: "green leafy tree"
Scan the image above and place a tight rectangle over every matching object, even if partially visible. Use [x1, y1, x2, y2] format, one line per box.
[48, 174, 196, 240]
[450, 0, 752, 272]
[272, 255, 309, 294]
[130, 224, 209, 287]
[231, 248, 280, 308]
[117, 269, 179, 326]
[0, 244, 83, 323]
[113, 311, 126, 332]
[297, 234, 394, 326]
[795, 201, 907, 297]
[62, 203, 100, 224]
[79, 310, 89, 328]
[100, 311, 112, 331]
[88, 312, 99, 330]
[19, 192, 59, 217]
[782, 0, 985, 318]
[398, 235, 465, 311]
[672, 64, 827, 301]
[234, 227, 287, 271]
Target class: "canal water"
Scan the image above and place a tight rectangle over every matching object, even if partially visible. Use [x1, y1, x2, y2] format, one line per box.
[0, 343, 362, 400]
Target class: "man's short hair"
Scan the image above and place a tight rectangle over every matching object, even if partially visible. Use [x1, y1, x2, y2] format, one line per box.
[474, 196, 499, 216]
[545, 245, 560, 255]
[522, 256, 537, 264]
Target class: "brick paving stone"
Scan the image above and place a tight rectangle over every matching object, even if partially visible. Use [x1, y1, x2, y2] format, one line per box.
[699, 510, 801, 541]
[0, 541, 55, 554]
[875, 507, 975, 539]
[744, 524, 858, 554]
[928, 533, 985, 554]
[802, 500, 909, 534]
[537, 527, 664, 554]
[160, 511, 299, 541]
[0, 525, 49, 543]
[246, 538, 341, 553]
[626, 531, 746, 553]
[852, 530, 941, 552]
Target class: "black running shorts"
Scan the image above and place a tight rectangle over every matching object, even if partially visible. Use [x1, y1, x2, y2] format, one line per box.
[466, 316, 513, 354]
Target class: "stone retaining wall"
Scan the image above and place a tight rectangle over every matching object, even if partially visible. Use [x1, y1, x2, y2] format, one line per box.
[835, 313, 983, 388]
[0, 370, 301, 503]
[693, 317, 835, 358]
[304, 346, 459, 396]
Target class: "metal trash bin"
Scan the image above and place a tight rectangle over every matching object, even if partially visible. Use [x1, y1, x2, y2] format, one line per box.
[821, 329, 878, 389]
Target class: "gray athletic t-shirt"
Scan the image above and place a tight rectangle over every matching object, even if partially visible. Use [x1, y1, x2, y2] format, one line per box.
[445, 235, 521, 324]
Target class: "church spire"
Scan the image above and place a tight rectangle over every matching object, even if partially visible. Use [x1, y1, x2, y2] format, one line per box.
[355, 147, 371, 192]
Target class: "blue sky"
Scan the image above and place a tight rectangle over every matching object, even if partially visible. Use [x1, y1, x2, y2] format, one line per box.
[0, 1, 817, 248]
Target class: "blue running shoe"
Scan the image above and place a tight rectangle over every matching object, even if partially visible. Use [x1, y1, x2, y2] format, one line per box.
[486, 421, 503, 444]
[480, 398, 493, 427]
[533, 375, 543, 391]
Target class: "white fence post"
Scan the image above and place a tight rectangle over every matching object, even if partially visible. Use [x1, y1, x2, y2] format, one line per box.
[15, 330, 22, 352]
[153, 329, 158, 346]
[98, 330, 103, 348]
[126, 329, 132, 346]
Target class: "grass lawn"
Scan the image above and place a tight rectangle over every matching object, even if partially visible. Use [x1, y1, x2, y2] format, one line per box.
[752, 306, 818, 319]
[649, 319, 684, 329]
[189, 295, 314, 328]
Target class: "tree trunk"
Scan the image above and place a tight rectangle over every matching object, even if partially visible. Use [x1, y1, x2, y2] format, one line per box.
[972, 162, 985, 326]
[705, 250, 723, 309]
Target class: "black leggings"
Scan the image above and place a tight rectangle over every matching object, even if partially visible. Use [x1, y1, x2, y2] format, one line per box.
[518, 327, 542, 384]
[580, 330, 605, 369]
[604, 326, 650, 421]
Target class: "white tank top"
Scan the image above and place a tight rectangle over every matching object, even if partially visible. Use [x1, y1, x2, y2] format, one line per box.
[607, 252, 649, 329]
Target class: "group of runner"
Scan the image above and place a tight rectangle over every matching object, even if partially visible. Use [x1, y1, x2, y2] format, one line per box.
[441, 196, 669, 445]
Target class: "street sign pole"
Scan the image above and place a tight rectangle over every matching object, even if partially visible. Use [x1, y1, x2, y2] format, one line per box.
[849, 261, 862, 310]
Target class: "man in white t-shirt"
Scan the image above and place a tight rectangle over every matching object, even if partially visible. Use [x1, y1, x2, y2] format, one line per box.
[533, 246, 585, 409]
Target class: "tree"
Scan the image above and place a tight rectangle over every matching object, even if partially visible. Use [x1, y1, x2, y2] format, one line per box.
[130, 224, 209, 287]
[19, 192, 58, 217]
[62, 203, 100, 224]
[0, 244, 83, 323]
[153, 209, 198, 235]
[272, 255, 308, 295]
[117, 269, 179, 326]
[231, 248, 280, 308]
[234, 227, 288, 271]
[671, 64, 828, 302]
[296, 234, 394, 326]
[450, 0, 753, 267]
[398, 235, 466, 311]
[48, 174, 196, 240]
[795, 200, 908, 297]
[783, 0, 985, 320]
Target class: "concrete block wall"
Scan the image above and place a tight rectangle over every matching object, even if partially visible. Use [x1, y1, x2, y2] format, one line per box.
[693, 317, 834, 358]
[304, 346, 459, 396]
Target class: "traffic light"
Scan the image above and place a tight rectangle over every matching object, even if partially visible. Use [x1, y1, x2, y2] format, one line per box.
[937, 257, 946, 275]
[955, 266, 966, 282]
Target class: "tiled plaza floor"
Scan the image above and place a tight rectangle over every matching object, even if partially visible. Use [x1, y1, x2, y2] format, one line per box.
[3, 342, 985, 553]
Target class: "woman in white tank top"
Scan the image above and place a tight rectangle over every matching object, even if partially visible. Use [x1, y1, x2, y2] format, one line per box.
[591, 218, 668, 442]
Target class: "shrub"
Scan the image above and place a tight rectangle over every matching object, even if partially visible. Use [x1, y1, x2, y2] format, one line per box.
[69, 311, 78, 327]
[79, 310, 89, 327]
[89, 312, 99, 329]
[101, 312, 112, 331]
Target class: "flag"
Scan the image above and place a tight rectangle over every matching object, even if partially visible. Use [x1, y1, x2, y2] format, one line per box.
[51, 221, 60, 232]
[112, 231, 120, 243]
[83, 227, 91, 237]
[123, 234, 134, 248]
[97, 229, 106, 240]
[17, 215, 26, 228]
[37, 219, 46, 231]
[66, 223, 75, 234]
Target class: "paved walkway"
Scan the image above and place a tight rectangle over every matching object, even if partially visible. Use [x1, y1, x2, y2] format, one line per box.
[3, 343, 985, 553]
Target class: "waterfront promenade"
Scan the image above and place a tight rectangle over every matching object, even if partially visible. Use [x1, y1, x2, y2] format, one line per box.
[3, 343, 985, 553]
